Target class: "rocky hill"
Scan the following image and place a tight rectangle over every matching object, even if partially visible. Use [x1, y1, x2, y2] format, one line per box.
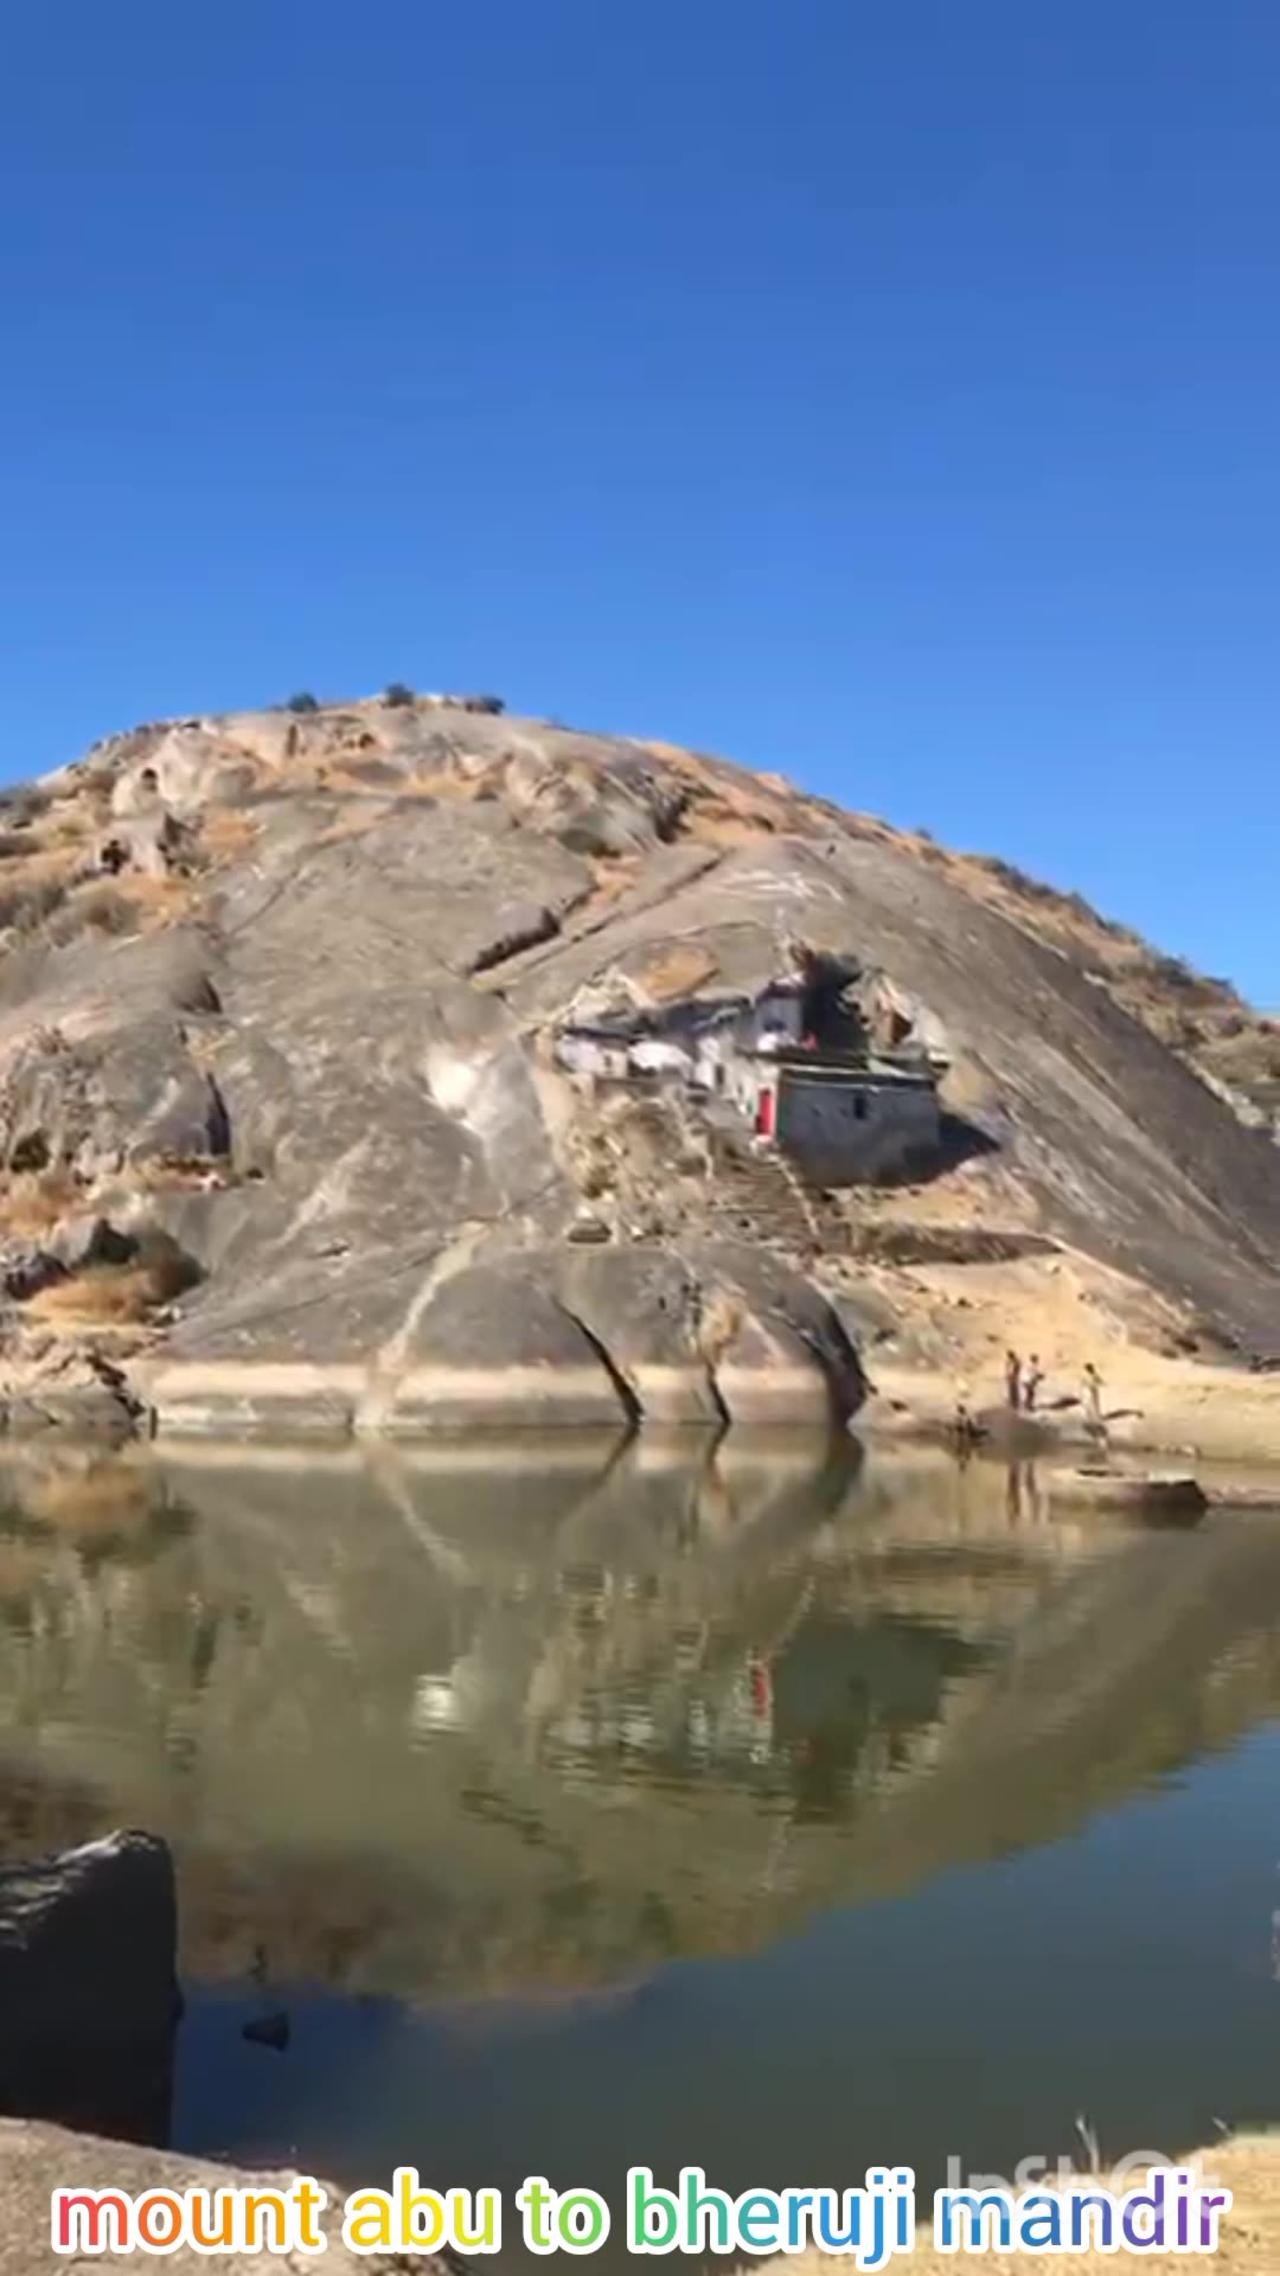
[0, 691, 1274, 1441]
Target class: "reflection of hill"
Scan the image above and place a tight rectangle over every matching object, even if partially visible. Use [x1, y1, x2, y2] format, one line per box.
[0, 1441, 1278, 1999]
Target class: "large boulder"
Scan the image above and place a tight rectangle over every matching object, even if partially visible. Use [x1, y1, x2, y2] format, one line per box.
[555, 1245, 723, 1425]
[0, 1832, 181, 2144]
[371, 1261, 634, 1433]
[0, 1022, 228, 1179]
[141, 1241, 871, 1439]
[687, 1243, 867, 1429]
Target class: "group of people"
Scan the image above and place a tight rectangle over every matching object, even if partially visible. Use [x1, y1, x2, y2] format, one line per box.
[1005, 1348, 1043, 1412]
[949, 1350, 1109, 1453]
[1005, 1348, 1105, 1427]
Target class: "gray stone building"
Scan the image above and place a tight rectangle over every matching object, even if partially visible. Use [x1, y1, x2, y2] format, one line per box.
[752, 1055, 941, 1185]
[553, 965, 943, 1187]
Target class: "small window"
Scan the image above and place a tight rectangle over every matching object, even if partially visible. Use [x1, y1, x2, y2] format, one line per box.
[854, 1094, 870, 1121]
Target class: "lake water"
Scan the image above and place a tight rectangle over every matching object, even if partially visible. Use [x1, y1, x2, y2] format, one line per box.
[3, 1434, 1280, 2262]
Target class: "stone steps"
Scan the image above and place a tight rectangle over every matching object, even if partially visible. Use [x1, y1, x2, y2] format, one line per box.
[704, 1139, 845, 1254]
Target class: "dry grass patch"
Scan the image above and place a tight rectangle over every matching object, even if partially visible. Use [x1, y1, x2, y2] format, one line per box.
[678, 802, 780, 845]
[639, 740, 807, 837]
[27, 1264, 160, 1326]
[43, 870, 195, 946]
[44, 880, 142, 942]
[197, 807, 262, 861]
[585, 852, 643, 908]
[640, 738, 697, 765]
[6, 843, 83, 886]
[409, 763, 501, 800]
[632, 941, 721, 1003]
[0, 1167, 83, 1237]
[27, 1243, 196, 1327]
[0, 844, 85, 935]
[105, 871, 196, 924]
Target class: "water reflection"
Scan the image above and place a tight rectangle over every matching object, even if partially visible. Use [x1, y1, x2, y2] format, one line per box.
[8, 1440, 1280, 2250]
[2, 1438, 1280, 2008]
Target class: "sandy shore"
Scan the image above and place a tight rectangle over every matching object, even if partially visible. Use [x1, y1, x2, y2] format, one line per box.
[833, 1242, 1280, 1467]
[862, 1355, 1280, 1469]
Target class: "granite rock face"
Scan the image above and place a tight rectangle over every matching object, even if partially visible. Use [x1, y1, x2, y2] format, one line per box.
[0, 693, 1271, 1437]
[0, 1832, 181, 2144]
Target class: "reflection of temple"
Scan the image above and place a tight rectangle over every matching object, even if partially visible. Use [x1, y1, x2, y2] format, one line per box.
[3, 1442, 1280, 2001]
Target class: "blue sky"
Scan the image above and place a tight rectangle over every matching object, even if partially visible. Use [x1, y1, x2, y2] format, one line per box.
[3, 3, 1277, 998]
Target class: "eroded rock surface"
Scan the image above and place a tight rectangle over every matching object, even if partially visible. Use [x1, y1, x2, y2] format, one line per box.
[0, 693, 1270, 1436]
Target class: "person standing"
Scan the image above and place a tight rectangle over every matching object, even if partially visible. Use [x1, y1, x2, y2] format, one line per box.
[1024, 1354, 1045, 1412]
[1005, 1349, 1022, 1409]
[1083, 1362, 1104, 1429]
[951, 1396, 978, 1457]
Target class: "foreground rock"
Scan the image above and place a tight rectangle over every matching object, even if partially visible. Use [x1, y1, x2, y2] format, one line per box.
[2, 2123, 1276, 2274]
[0, 2122, 446, 2273]
[0, 1833, 180, 2144]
